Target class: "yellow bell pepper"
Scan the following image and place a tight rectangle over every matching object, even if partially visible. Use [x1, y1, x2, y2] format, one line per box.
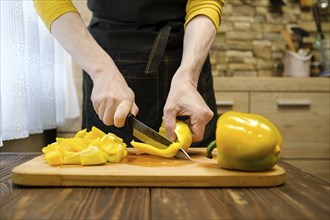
[80, 146, 107, 166]
[130, 120, 192, 158]
[206, 111, 283, 171]
[44, 149, 63, 165]
[63, 151, 81, 165]
[42, 127, 127, 166]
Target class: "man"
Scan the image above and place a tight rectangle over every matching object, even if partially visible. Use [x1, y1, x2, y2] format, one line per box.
[34, 0, 224, 146]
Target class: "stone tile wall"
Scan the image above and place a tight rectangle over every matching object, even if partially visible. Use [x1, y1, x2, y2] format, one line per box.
[211, 0, 330, 77]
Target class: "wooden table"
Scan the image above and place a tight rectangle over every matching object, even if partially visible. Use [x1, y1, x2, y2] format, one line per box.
[1, 153, 329, 220]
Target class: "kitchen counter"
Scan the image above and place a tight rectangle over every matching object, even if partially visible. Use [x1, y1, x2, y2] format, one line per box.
[1, 153, 329, 220]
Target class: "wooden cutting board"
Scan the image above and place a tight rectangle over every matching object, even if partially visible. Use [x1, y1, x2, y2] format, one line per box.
[12, 148, 285, 187]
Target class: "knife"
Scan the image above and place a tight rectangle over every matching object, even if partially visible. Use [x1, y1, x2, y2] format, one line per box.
[126, 113, 191, 160]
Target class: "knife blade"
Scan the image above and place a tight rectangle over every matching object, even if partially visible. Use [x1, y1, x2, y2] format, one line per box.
[126, 113, 191, 160]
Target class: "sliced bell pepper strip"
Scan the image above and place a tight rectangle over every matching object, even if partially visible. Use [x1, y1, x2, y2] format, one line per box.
[131, 120, 192, 158]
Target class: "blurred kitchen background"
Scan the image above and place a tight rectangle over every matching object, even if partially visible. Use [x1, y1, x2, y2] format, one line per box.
[1, 0, 329, 182]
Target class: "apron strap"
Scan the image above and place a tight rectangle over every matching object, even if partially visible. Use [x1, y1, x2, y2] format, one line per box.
[145, 22, 182, 75]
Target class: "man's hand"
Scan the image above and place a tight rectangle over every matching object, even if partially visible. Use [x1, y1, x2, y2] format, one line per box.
[91, 71, 138, 127]
[50, 12, 138, 127]
[163, 69, 213, 142]
[163, 15, 217, 142]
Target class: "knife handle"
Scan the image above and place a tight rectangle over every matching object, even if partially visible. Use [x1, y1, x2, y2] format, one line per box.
[125, 113, 135, 127]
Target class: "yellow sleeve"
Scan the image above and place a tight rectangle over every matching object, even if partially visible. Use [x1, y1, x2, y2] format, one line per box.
[185, 0, 224, 30]
[33, 0, 79, 31]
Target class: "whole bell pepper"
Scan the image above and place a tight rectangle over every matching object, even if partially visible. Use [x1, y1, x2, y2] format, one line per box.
[206, 111, 283, 171]
[130, 120, 192, 158]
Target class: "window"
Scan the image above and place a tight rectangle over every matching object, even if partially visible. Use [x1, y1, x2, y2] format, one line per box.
[0, 0, 79, 146]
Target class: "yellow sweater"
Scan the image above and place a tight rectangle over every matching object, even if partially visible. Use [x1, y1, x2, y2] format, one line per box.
[33, 0, 224, 31]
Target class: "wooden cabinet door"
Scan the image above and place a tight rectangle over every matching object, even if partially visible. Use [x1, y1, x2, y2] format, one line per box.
[250, 92, 330, 160]
[215, 92, 249, 115]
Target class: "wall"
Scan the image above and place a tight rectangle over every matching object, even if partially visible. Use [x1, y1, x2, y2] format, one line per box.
[211, 0, 330, 77]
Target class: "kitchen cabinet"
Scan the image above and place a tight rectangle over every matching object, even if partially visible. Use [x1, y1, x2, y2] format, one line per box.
[251, 92, 329, 159]
[214, 77, 330, 182]
[215, 92, 249, 114]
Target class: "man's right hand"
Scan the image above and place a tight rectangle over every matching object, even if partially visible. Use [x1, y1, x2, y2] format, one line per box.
[50, 12, 138, 127]
[91, 71, 139, 127]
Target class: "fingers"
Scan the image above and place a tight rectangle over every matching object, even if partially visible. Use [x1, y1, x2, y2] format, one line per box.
[131, 102, 139, 116]
[190, 122, 205, 142]
[96, 102, 107, 123]
[163, 105, 213, 142]
[102, 102, 115, 126]
[93, 98, 112, 125]
[164, 110, 213, 143]
[163, 110, 178, 141]
[164, 104, 214, 143]
[114, 100, 131, 127]
[92, 97, 138, 128]
[114, 100, 139, 127]
[189, 108, 213, 142]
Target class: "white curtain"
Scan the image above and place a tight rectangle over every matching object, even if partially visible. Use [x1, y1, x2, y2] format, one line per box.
[0, 0, 80, 146]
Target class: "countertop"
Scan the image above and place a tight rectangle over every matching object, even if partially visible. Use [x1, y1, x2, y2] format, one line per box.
[0, 152, 329, 220]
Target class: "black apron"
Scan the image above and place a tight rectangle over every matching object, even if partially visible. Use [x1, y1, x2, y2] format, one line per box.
[82, 0, 217, 147]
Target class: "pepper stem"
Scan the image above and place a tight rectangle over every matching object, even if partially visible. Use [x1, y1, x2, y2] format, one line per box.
[206, 140, 217, 159]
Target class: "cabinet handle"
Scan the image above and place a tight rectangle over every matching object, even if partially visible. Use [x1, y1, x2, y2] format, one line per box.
[216, 100, 235, 107]
[277, 99, 311, 107]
